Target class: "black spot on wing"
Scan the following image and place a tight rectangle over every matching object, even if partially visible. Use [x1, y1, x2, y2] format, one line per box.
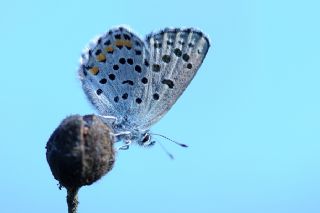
[141, 77, 148, 84]
[174, 48, 182, 57]
[119, 58, 126, 64]
[153, 93, 159, 100]
[135, 65, 142, 73]
[127, 58, 133, 65]
[99, 78, 107, 84]
[144, 59, 149, 67]
[162, 55, 171, 63]
[113, 64, 119, 70]
[109, 74, 116, 80]
[152, 64, 160, 72]
[182, 54, 190, 62]
[96, 89, 103, 95]
[122, 93, 128, 100]
[123, 34, 131, 40]
[161, 79, 174, 89]
[122, 80, 134, 85]
[95, 49, 102, 55]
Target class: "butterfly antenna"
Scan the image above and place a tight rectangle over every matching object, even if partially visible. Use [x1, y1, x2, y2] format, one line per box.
[150, 133, 188, 148]
[156, 141, 175, 160]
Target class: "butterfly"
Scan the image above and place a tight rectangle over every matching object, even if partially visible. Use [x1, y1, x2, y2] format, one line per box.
[79, 26, 210, 149]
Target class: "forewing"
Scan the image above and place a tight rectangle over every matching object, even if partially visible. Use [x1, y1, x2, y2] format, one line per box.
[79, 27, 151, 124]
[138, 28, 210, 129]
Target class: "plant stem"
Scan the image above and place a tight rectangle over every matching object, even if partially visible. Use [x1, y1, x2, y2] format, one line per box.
[67, 187, 79, 213]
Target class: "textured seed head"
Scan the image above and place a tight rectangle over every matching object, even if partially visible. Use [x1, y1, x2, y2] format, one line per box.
[46, 114, 115, 189]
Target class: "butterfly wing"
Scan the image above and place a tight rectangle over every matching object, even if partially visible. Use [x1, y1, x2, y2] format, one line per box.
[79, 27, 210, 135]
[79, 27, 152, 127]
[136, 28, 210, 130]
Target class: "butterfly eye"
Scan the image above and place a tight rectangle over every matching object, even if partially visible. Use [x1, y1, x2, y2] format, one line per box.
[139, 133, 154, 147]
[141, 134, 150, 144]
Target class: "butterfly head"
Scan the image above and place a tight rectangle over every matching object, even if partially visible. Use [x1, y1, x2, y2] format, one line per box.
[137, 132, 155, 147]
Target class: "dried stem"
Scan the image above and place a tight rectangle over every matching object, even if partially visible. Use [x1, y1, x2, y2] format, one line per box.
[67, 187, 79, 213]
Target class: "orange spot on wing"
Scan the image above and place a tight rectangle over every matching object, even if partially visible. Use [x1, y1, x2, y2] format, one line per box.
[124, 40, 132, 48]
[89, 66, 99, 75]
[96, 53, 106, 62]
[105, 46, 114, 53]
[115, 39, 132, 48]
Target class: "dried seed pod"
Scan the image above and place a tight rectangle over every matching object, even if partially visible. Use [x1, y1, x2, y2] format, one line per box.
[46, 114, 115, 189]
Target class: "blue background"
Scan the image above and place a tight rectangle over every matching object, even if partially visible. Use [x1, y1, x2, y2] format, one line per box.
[1, 0, 320, 212]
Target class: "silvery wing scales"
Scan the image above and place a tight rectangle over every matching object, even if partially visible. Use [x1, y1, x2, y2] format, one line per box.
[78, 26, 210, 150]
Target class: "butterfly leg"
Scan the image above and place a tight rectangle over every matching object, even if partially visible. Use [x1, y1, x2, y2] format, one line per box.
[113, 131, 132, 150]
[98, 115, 118, 125]
[117, 139, 132, 150]
[113, 131, 131, 137]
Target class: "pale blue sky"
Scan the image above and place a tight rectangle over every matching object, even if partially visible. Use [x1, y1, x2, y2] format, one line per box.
[1, 0, 320, 212]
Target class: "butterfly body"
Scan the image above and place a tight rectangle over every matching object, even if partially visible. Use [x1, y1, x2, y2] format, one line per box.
[79, 26, 210, 147]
